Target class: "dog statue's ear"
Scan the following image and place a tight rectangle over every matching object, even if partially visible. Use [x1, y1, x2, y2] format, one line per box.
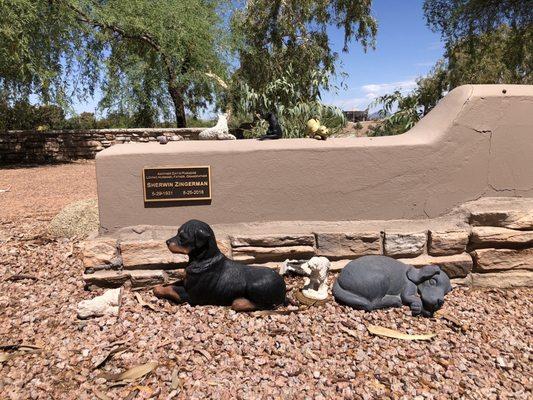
[406, 265, 440, 284]
[194, 228, 211, 248]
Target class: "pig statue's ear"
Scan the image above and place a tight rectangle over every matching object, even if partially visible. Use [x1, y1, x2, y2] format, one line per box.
[407, 265, 440, 284]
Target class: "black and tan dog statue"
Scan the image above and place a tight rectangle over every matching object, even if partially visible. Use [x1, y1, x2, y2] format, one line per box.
[154, 220, 286, 311]
[333, 255, 452, 317]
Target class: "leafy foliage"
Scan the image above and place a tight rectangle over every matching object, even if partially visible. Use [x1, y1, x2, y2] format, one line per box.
[90, 0, 231, 126]
[424, 0, 532, 87]
[227, 1, 376, 138]
[0, 0, 96, 106]
[0, 0, 231, 127]
[0, 100, 66, 131]
[0, 101, 213, 131]
[423, 0, 531, 41]
[446, 25, 532, 86]
[1, 0, 376, 131]
[372, 0, 532, 136]
[231, 0, 377, 102]
[230, 67, 346, 138]
[368, 91, 421, 136]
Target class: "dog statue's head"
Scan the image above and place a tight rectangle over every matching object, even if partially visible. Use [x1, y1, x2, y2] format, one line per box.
[407, 265, 452, 316]
[166, 220, 217, 259]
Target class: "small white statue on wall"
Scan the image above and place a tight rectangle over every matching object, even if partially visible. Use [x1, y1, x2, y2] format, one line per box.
[198, 113, 236, 140]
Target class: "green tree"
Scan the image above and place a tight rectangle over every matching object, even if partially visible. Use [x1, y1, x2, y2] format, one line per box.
[424, 0, 532, 86]
[82, 0, 230, 127]
[0, 0, 91, 106]
[231, 0, 376, 106]
[0, 0, 230, 127]
[423, 0, 531, 42]
[230, 66, 347, 138]
[227, 0, 376, 136]
[372, 0, 532, 136]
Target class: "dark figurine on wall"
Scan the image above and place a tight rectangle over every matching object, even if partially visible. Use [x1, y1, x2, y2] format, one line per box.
[333, 255, 452, 317]
[153, 219, 286, 311]
[258, 111, 283, 140]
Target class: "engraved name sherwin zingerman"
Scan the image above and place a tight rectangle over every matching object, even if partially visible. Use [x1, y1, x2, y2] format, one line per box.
[143, 166, 211, 203]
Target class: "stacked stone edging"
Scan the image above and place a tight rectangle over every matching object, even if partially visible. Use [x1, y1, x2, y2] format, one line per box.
[79, 197, 532, 289]
[0, 128, 205, 164]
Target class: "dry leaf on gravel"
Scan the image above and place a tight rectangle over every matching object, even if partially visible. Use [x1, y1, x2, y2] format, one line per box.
[133, 292, 158, 312]
[194, 348, 212, 360]
[4, 274, 40, 282]
[0, 352, 13, 363]
[156, 339, 175, 349]
[117, 361, 158, 381]
[339, 325, 359, 338]
[367, 324, 436, 341]
[170, 369, 180, 390]
[131, 385, 154, 395]
[0, 343, 42, 352]
[304, 349, 321, 362]
[105, 340, 128, 348]
[93, 389, 112, 400]
[436, 310, 468, 332]
[93, 346, 129, 369]
[101, 361, 158, 383]
[124, 388, 139, 400]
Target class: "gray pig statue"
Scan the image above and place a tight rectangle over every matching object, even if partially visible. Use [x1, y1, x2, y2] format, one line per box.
[333, 255, 452, 317]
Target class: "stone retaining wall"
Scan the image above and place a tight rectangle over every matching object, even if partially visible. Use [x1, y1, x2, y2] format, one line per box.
[79, 197, 533, 290]
[0, 128, 204, 164]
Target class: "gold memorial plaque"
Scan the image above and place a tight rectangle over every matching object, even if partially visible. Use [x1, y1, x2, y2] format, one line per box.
[143, 166, 211, 204]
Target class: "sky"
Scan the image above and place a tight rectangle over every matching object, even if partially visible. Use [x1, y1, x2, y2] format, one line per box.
[72, 0, 445, 116]
[322, 0, 445, 111]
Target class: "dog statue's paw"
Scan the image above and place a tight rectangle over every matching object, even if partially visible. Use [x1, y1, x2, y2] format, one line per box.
[420, 308, 433, 318]
[409, 300, 423, 316]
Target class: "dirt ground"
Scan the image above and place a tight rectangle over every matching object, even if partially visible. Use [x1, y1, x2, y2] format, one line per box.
[0, 162, 532, 399]
[334, 121, 380, 137]
[0, 161, 97, 222]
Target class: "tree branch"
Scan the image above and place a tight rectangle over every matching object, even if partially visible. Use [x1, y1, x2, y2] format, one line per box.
[52, 0, 178, 76]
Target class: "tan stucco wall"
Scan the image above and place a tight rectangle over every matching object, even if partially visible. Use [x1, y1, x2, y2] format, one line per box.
[96, 85, 533, 233]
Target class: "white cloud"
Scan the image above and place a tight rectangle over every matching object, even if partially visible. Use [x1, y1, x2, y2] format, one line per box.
[414, 61, 435, 67]
[331, 97, 368, 111]
[427, 41, 443, 51]
[361, 80, 417, 100]
[330, 79, 418, 111]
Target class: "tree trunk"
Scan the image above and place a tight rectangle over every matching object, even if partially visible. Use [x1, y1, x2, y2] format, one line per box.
[168, 84, 187, 128]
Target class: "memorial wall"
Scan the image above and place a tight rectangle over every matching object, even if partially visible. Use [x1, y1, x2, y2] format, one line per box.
[95, 85, 533, 232]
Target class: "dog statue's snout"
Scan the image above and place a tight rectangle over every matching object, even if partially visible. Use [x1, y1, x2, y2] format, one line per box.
[166, 239, 171, 246]
[425, 297, 444, 311]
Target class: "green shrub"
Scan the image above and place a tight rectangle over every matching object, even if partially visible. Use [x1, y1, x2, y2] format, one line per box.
[185, 117, 216, 128]
[230, 71, 346, 138]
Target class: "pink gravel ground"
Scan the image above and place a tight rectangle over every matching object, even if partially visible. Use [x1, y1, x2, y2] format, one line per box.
[0, 162, 532, 399]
